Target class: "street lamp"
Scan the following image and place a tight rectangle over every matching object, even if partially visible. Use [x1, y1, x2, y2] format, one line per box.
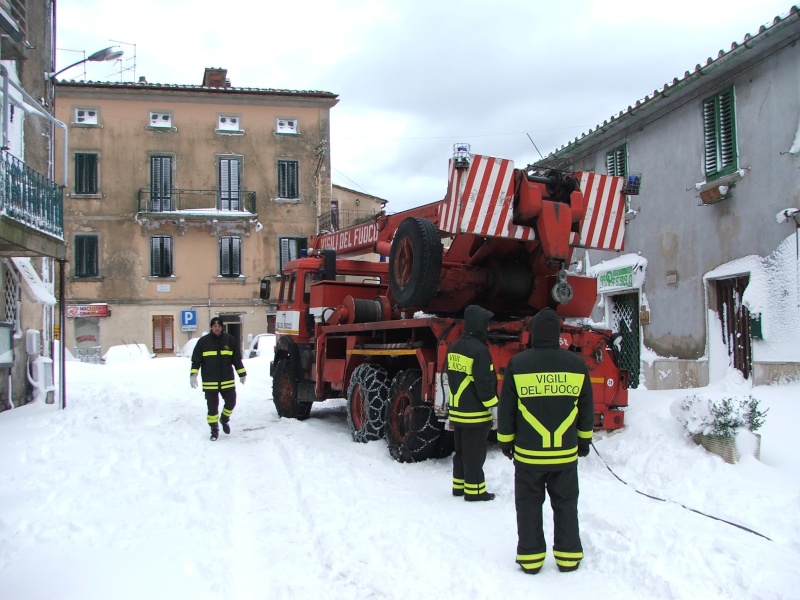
[45, 46, 124, 80]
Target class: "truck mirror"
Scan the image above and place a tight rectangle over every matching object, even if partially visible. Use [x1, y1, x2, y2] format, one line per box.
[260, 277, 271, 300]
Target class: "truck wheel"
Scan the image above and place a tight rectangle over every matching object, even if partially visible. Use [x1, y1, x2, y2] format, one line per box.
[346, 364, 390, 442]
[385, 369, 442, 462]
[389, 217, 442, 308]
[272, 358, 312, 420]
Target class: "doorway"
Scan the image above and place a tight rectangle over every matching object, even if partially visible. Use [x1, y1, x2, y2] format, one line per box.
[220, 314, 242, 354]
[715, 276, 752, 379]
[611, 292, 641, 388]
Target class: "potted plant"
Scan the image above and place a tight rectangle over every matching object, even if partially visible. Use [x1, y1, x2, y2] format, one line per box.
[671, 394, 768, 464]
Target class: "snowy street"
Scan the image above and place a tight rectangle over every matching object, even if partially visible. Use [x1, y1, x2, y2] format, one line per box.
[1, 350, 799, 599]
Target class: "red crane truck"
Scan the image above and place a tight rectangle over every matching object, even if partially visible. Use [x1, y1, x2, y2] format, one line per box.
[270, 145, 631, 462]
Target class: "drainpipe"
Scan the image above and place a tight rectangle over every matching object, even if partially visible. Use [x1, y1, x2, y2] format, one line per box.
[0, 65, 69, 186]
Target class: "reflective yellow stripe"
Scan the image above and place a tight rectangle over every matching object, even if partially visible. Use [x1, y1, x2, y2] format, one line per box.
[449, 410, 492, 424]
[577, 429, 593, 439]
[482, 395, 499, 408]
[553, 550, 584, 559]
[237, 368, 246, 375]
[220, 350, 233, 356]
[515, 446, 577, 458]
[516, 552, 546, 570]
[202, 351, 217, 357]
[207, 414, 219, 424]
[448, 353, 474, 374]
[449, 375, 473, 408]
[497, 432, 514, 443]
[513, 453, 578, 466]
[517, 401, 552, 447]
[190, 369, 199, 374]
[553, 406, 577, 446]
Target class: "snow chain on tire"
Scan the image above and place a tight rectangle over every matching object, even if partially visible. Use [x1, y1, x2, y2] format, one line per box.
[347, 364, 390, 443]
[386, 369, 443, 463]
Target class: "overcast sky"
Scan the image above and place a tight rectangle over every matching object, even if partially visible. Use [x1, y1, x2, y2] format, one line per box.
[55, 0, 793, 212]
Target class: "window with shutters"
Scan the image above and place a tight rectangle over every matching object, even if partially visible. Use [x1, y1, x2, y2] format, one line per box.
[152, 315, 174, 354]
[219, 236, 242, 277]
[219, 157, 241, 211]
[150, 156, 172, 211]
[150, 236, 173, 277]
[606, 144, 627, 178]
[74, 153, 98, 195]
[279, 236, 307, 272]
[702, 87, 738, 180]
[74, 235, 99, 278]
[277, 160, 299, 199]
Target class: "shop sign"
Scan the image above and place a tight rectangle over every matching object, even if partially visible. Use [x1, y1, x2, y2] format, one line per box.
[66, 304, 110, 318]
[598, 265, 634, 291]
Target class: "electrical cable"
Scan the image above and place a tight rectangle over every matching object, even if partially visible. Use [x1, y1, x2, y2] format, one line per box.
[590, 441, 772, 541]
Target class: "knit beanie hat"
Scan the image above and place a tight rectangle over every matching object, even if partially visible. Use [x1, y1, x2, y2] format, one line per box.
[210, 317, 222, 327]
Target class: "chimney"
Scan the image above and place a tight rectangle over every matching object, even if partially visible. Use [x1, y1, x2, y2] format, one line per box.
[203, 68, 228, 88]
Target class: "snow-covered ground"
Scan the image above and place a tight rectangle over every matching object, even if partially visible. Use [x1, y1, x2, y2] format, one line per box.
[1, 339, 799, 600]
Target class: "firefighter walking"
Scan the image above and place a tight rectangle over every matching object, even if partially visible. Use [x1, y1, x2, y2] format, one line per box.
[190, 317, 247, 441]
[446, 305, 498, 501]
[498, 308, 593, 573]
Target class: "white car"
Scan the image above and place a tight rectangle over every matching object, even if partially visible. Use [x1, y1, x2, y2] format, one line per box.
[246, 333, 274, 358]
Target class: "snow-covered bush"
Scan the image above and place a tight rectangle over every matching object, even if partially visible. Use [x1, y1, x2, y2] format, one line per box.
[672, 394, 768, 437]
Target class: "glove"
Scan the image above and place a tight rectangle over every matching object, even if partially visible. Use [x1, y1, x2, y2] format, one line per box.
[500, 443, 514, 460]
[577, 440, 591, 458]
[490, 406, 498, 429]
[190, 374, 198, 389]
[239, 376, 246, 385]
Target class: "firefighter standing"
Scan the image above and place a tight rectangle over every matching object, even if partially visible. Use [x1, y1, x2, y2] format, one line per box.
[190, 317, 247, 441]
[498, 307, 593, 574]
[446, 304, 498, 501]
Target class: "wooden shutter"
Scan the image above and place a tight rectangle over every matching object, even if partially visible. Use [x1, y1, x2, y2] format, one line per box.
[75, 235, 98, 277]
[220, 158, 240, 210]
[703, 88, 737, 178]
[220, 237, 241, 277]
[278, 161, 299, 198]
[150, 157, 172, 211]
[75, 154, 98, 195]
[151, 236, 172, 277]
[153, 315, 174, 353]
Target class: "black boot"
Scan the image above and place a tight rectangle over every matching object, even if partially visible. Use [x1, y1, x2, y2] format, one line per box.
[210, 425, 219, 441]
[464, 492, 495, 502]
[221, 419, 231, 435]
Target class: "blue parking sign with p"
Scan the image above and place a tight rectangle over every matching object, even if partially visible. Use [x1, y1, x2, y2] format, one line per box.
[181, 310, 197, 332]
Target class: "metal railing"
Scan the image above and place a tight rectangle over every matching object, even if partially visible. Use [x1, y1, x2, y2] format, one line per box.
[0, 149, 64, 238]
[318, 208, 380, 232]
[137, 189, 257, 214]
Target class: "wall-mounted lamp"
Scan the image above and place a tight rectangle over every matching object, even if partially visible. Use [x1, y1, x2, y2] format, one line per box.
[355, 198, 360, 206]
[45, 46, 124, 80]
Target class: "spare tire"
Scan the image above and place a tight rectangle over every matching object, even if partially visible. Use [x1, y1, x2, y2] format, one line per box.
[388, 217, 442, 308]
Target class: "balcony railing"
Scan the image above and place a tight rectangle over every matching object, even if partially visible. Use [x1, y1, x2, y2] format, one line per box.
[137, 189, 257, 214]
[318, 208, 380, 232]
[0, 149, 64, 238]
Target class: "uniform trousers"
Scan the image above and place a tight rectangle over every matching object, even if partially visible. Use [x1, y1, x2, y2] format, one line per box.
[452, 422, 491, 494]
[514, 464, 582, 556]
[205, 388, 237, 427]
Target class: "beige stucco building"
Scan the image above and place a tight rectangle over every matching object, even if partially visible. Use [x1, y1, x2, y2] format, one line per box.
[54, 69, 338, 359]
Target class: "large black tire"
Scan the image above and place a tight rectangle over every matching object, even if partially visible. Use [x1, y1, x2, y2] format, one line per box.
[388, 217, 442, 308]
[272, 358, 312, 420]
[346, 364, 390, 442]
[385, 369, 443, 463]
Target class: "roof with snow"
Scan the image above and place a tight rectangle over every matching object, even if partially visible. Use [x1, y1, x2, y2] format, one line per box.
[536, 5, 800, 169]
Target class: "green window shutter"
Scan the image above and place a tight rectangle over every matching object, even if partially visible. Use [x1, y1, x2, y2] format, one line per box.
[75, 154, 98, 195]
[606, 145, 627, 177]
[150, 157, 172, 211]
[219, 158, 241, 210]
[151, 236, 172, 277]
[75, 235, 98, 277]
[219, 236, 241, 277]
[278, 160, 299, 198]
[703, 87, 737, 180]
